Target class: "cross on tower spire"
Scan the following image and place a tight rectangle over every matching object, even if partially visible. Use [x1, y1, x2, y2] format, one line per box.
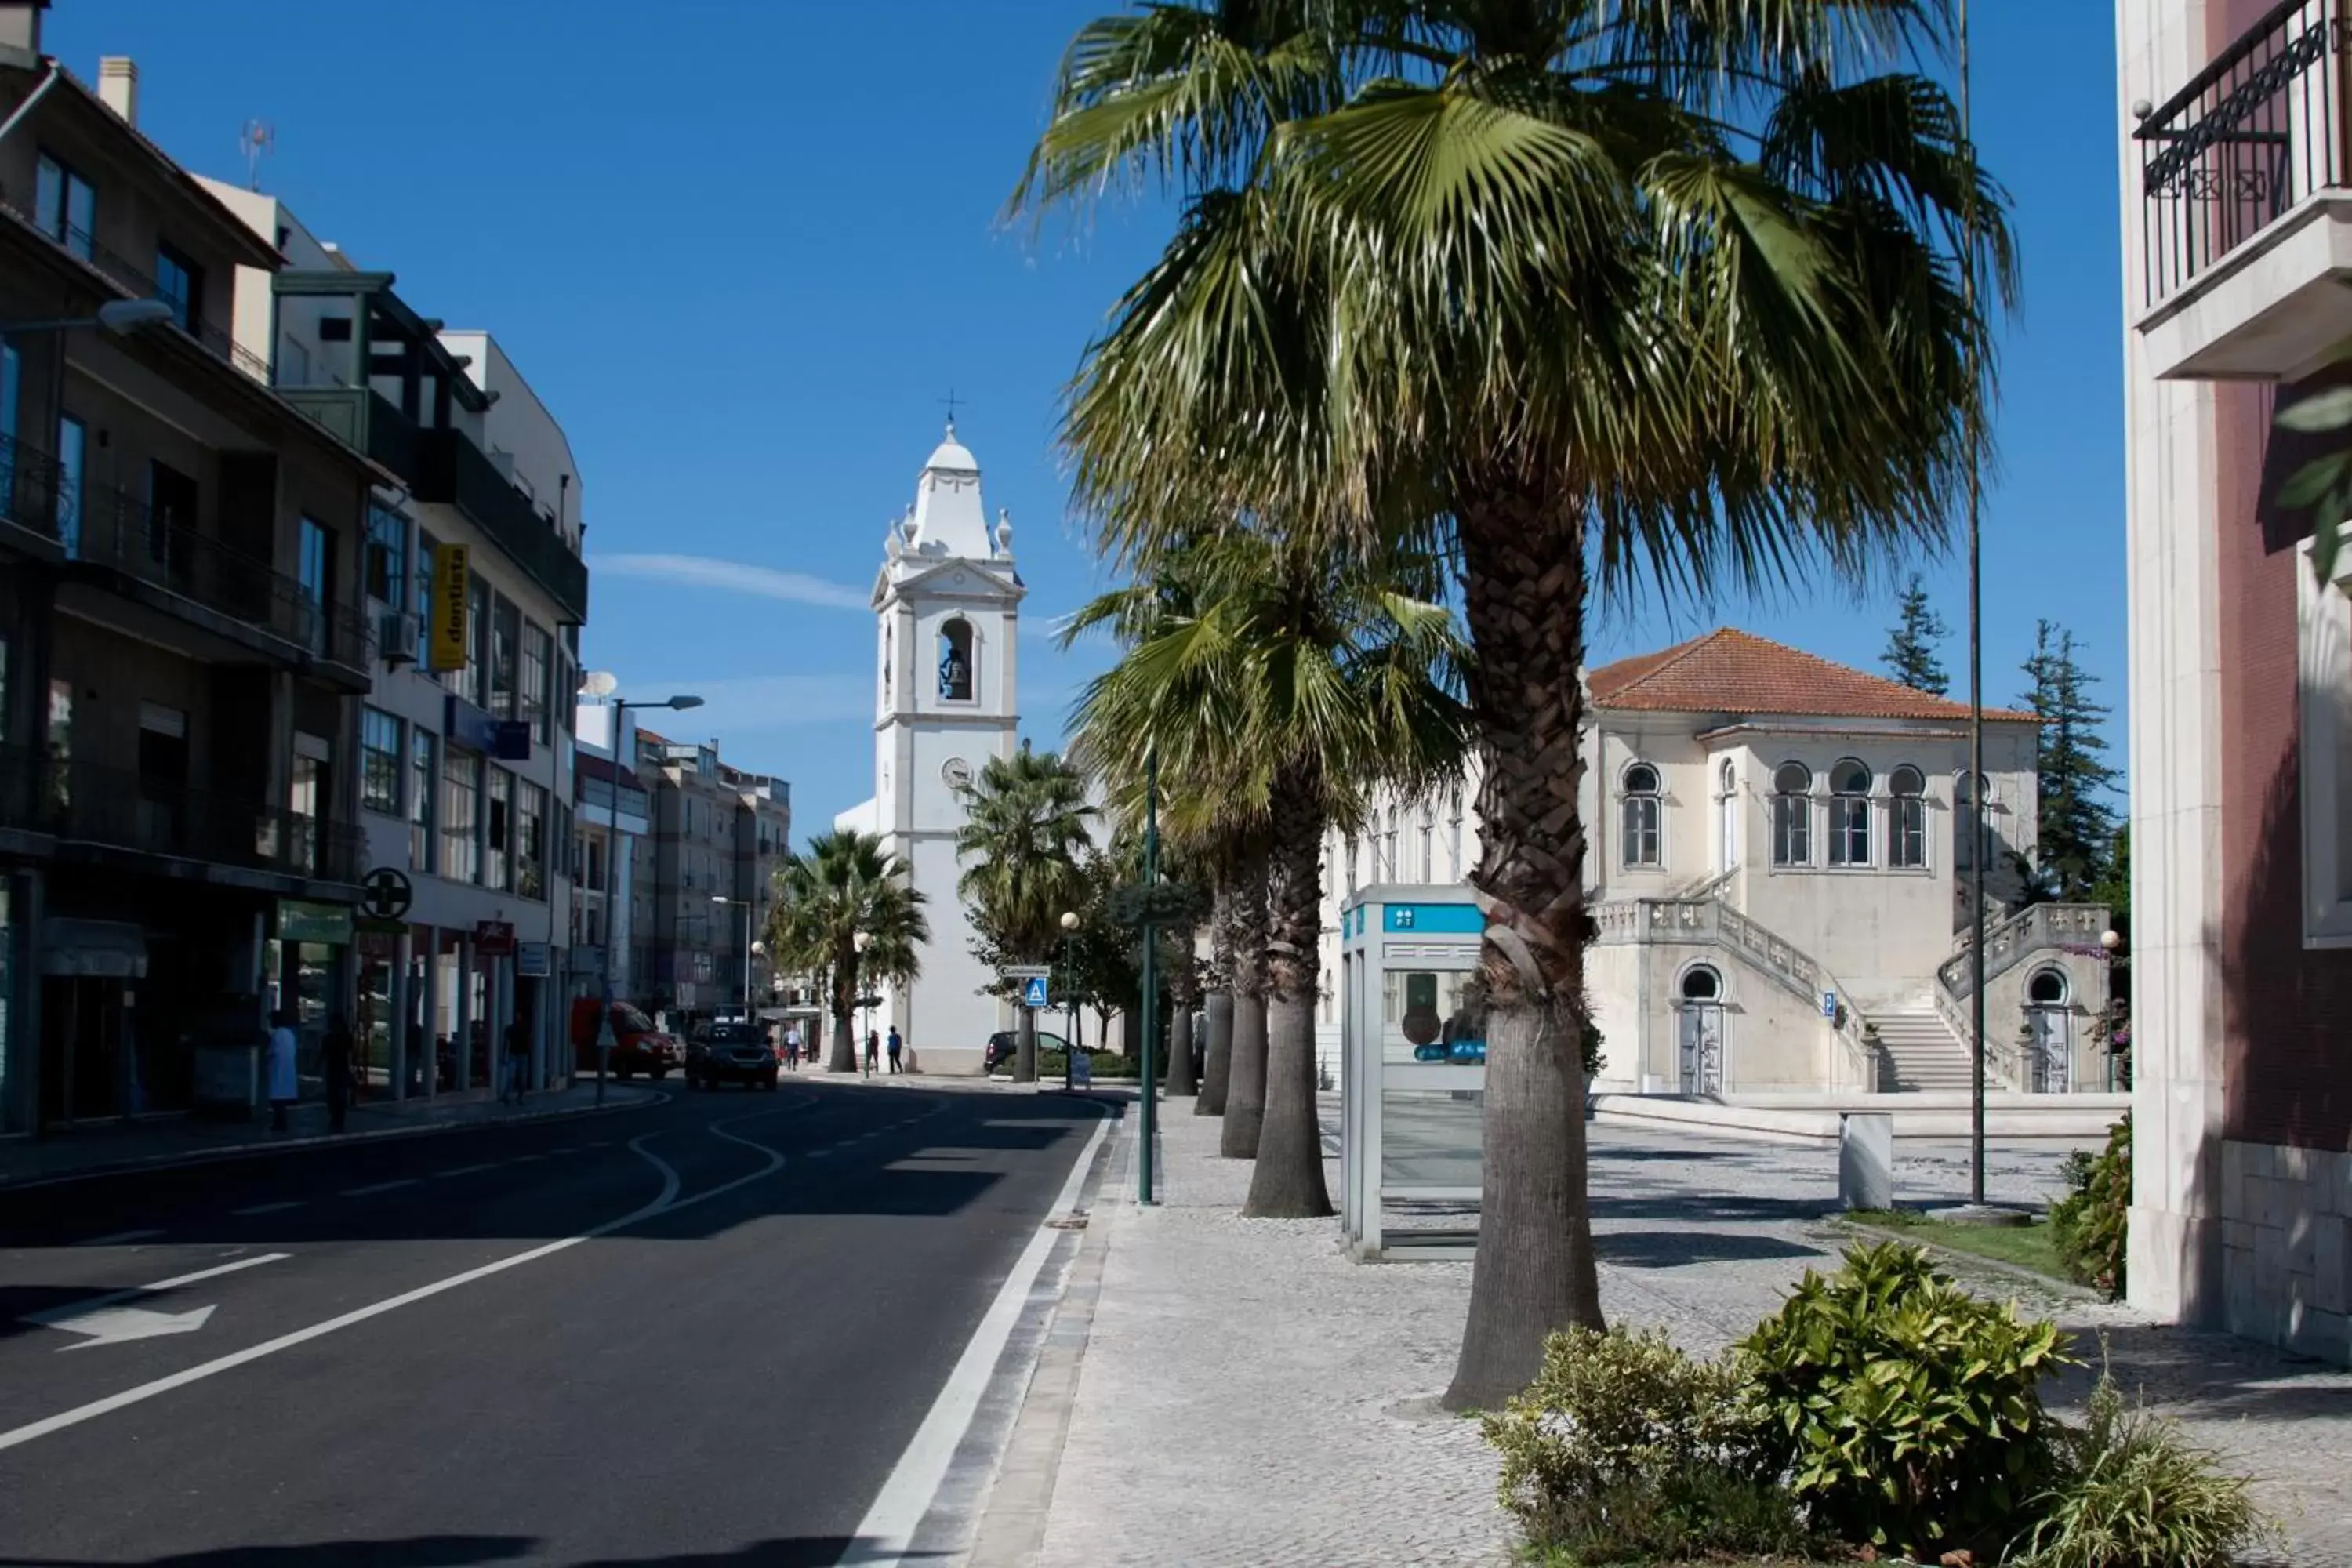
[938, 388, 962, 430]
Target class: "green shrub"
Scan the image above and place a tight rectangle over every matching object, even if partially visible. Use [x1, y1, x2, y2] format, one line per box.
[1033, 1047, 1149, 1080]
[2049, 1117, 2130, 1299]
[1483, 1327, 1818, 1563]
[2011, 1366, 2275, 1568]
[1739, 1240, 2074, 1561]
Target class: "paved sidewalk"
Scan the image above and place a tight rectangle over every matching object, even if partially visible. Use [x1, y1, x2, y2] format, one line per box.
[0, 1080, 661, 1189]
[1020, 1102, 2352, 1567]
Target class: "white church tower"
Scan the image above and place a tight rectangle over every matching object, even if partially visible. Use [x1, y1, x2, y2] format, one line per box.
[832, 423, 1022, 1073]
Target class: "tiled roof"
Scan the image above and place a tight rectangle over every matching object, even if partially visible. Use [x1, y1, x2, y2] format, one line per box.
[1588, 628, 2038, 724]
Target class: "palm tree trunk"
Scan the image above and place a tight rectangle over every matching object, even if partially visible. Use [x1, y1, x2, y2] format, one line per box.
[1245, 772, 1332, 1218]
[827, 953, 858, 1073]
[1219, 849, 1269, 1159]
[1196, 884, 1235, 1116]
[1443, 492, 1604, 1411]
[1165, 942, 1200, 1098]
[1014, 1005, 1038, 1083]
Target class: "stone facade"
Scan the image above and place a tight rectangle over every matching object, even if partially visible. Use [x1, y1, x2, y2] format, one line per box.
[2223, 1141, 2352, 1366]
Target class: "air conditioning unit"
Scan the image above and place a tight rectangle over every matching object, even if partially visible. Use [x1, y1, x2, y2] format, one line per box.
[379, 611, 419, 665]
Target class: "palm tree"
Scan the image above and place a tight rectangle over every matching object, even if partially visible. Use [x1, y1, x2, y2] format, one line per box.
[768, 830, 930, 1073]
[1066, 532, 1471, 1218]
[955, 749, 1095, 1082]
[1018, 1, 2009, 1406]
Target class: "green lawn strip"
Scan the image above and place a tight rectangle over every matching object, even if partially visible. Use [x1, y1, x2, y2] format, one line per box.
[1839, 1207, 2072, 1284]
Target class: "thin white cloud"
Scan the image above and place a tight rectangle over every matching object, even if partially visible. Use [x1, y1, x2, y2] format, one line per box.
[625, 673, 876, 736]
[593, 554, 869, 612]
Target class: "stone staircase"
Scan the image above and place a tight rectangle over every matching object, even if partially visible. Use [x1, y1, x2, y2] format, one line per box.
[1870, 1011, 1976, 1092]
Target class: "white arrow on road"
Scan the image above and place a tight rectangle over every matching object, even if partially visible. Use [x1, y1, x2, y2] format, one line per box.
[35, 1304, 217, 1349]
[18, 1252, 288, 1352]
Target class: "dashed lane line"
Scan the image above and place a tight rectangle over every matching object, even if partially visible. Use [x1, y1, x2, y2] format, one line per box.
[437, 1163, 498, 1178]
[230, 1201, 305, 1218]
[339, 1179, 419, 1198]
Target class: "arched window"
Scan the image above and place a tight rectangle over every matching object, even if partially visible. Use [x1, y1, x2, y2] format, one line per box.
[1716, 760, 1738, 872]
[1681, 964, 1722, 1001]
[1955, 771, 1989, 870]
[938, 619, 974, 701]
[1621, 762, 1662, 867]
[2027, 967, 2069, 1006]
[1771, 763, 1812, 866]
[1828, 759, 1872, 866]
[1889, 765, 1927, 868]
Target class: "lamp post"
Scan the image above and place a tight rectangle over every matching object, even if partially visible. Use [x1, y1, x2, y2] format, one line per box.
[1138, 747, 1160, 1205]
[1059, 909, 1080, 1091]
[852, 928, 873, 1076]
[579, 676, 702, 1105]
[712, 895, 753, 1020]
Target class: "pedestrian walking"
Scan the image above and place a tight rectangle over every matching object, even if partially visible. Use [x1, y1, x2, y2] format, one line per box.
[783, 1023, 802, 1072]
[885, 1025, 902, 1074]
[502, 1018, 532, 1105]
[267, 1008, 299, 1131]
[323, 1015, 355, 1134]
[865, 1029, 880, 1076]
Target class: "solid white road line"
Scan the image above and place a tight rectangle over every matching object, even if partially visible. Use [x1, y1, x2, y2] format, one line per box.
[0, 1117, 797, 1455]
[73, 1229, 165, 1248]
[22, 1253, 293, 1327]
[844, 1105, 1113, 1567]
[339, 1179, 419, 1197]
[436, 1164, 497, 1179]
[230, 1201, 305, 1218]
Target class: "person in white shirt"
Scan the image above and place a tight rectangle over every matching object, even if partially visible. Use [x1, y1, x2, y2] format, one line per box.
[783, 1024, 802, 1072]
[267, 1008, 300, 1131]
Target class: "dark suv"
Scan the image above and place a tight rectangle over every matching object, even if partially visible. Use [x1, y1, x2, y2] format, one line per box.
[686, 1021, 779, 1091]
[985, 1029, 1070, 1073]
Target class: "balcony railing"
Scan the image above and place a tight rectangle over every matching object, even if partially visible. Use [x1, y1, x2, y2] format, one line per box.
[2, 433, 372, 669]
[2136, 0, 2350, 306]
[0, 746, 366, 884]
[414, 429, 590, 622]
[275, 387, 420, 482]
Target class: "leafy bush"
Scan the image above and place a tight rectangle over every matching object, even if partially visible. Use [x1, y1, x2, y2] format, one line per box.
[2049, 1117, 2130, 1298]
[2012, 1366, 2275, 1567]
[1033, 1047, 1151, 1080]
[1739, 1241, 2074, 1561]
[1483, 1327, 1818, 1563]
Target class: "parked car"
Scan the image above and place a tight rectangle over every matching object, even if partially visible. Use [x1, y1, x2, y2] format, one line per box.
[985, 1029, 1071, 1073]
[569, 999, 681, 1080]
[687, 1021, 780, 1091]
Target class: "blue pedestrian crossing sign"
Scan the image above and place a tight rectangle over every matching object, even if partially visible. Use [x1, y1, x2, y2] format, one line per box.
[1022, 976, 1051, 1008]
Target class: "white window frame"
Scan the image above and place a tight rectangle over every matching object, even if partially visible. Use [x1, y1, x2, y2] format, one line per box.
[1620, 761, 1664, 869]
[2299, 526, 2352, 945]
[1827, 759, 1873, 869]
[1889, 764, 1930, 871]
[1770, 762, 1813, 869]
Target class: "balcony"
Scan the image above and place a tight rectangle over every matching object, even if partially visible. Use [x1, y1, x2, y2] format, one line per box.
[413, 427, 590, 622]
[274, 387, 420, 481]
[0, 198, 274, 383]
[0, 746, 366, 887]
[2135, 0, 2352, 379]
[2, 432, 372, 673]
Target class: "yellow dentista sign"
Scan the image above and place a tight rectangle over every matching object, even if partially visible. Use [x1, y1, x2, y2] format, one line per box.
[429, 543, 470, 672]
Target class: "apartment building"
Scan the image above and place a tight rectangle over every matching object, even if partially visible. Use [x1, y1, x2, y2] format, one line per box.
[2117, 0, 2352, 1365]
[571, 699, 648, 1015]
[194, 188, 589, 1100]
[0, 24, 379, 1131]
[626, 728, 789, 1026]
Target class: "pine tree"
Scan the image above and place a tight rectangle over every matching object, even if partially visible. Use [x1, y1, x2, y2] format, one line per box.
[1882, 575, 1952, 695]
[2020, 622, 2121, 902]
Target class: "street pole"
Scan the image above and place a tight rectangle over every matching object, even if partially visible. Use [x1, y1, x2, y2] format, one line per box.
[1062, 934, 1075, 1092]
[1139, 747, 1159, 1205]
[1960, 0, 1987, 1208]
[597, 713, 621, 1109]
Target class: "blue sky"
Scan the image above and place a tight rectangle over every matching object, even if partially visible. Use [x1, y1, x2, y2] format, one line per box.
[52, 2, 2127, 838]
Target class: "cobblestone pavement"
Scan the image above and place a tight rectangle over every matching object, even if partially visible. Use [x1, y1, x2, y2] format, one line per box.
[1029, 1100, 2351, 1566]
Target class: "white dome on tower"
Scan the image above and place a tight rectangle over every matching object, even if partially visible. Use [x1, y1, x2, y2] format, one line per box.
[905, 420, 993, 560]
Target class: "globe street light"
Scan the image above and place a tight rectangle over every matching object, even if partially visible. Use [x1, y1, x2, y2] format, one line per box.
[585, 681, 702, 1105]
[852, 929, 873, 1074]
[1059, 909, 1081, 1091]
[0, 298, 178, 339]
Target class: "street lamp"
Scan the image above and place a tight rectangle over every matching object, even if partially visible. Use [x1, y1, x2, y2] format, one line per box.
[582, 676, 702, 1105]
[0, 298, 178, 338]
[852, 929, 873, 1074]
[1059, 909, 1080, 1091]
[713, 895, 754, 1022]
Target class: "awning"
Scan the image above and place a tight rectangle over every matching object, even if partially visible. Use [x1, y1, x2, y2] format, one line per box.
[40, 918, 150, 979]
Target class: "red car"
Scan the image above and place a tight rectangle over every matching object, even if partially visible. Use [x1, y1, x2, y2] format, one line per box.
[569, 1000, 681, 1080]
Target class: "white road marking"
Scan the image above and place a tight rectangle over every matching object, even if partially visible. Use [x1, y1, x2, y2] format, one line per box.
[0, 1120, 792, 1454]
[844, 1106, 1113, 1566]
[73, 1229, 164, 1248]
[230, 1201, 304, 1217]
[20, 1254, 292, 1350]
[339, 1179, 419, 1197]
[436, 1164, 497, 1179]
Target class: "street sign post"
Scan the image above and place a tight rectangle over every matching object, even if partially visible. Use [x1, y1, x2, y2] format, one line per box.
[1000, 964, 1051, 980]
[1022, 975, 1050, 1009]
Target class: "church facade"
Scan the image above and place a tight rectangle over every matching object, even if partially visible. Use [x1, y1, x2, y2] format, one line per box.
[833, 426, 1022, 1075]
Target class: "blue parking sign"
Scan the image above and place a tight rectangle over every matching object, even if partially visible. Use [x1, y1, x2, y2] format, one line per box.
[1023, 976, 1051, 1008]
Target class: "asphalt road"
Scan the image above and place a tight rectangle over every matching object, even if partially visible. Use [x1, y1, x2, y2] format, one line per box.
[0, 1079, 1113, 1566]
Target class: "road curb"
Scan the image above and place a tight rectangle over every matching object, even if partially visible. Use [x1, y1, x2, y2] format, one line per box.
[966, 1102, 1130, 1567]
[0, 1088, 666, 1193]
